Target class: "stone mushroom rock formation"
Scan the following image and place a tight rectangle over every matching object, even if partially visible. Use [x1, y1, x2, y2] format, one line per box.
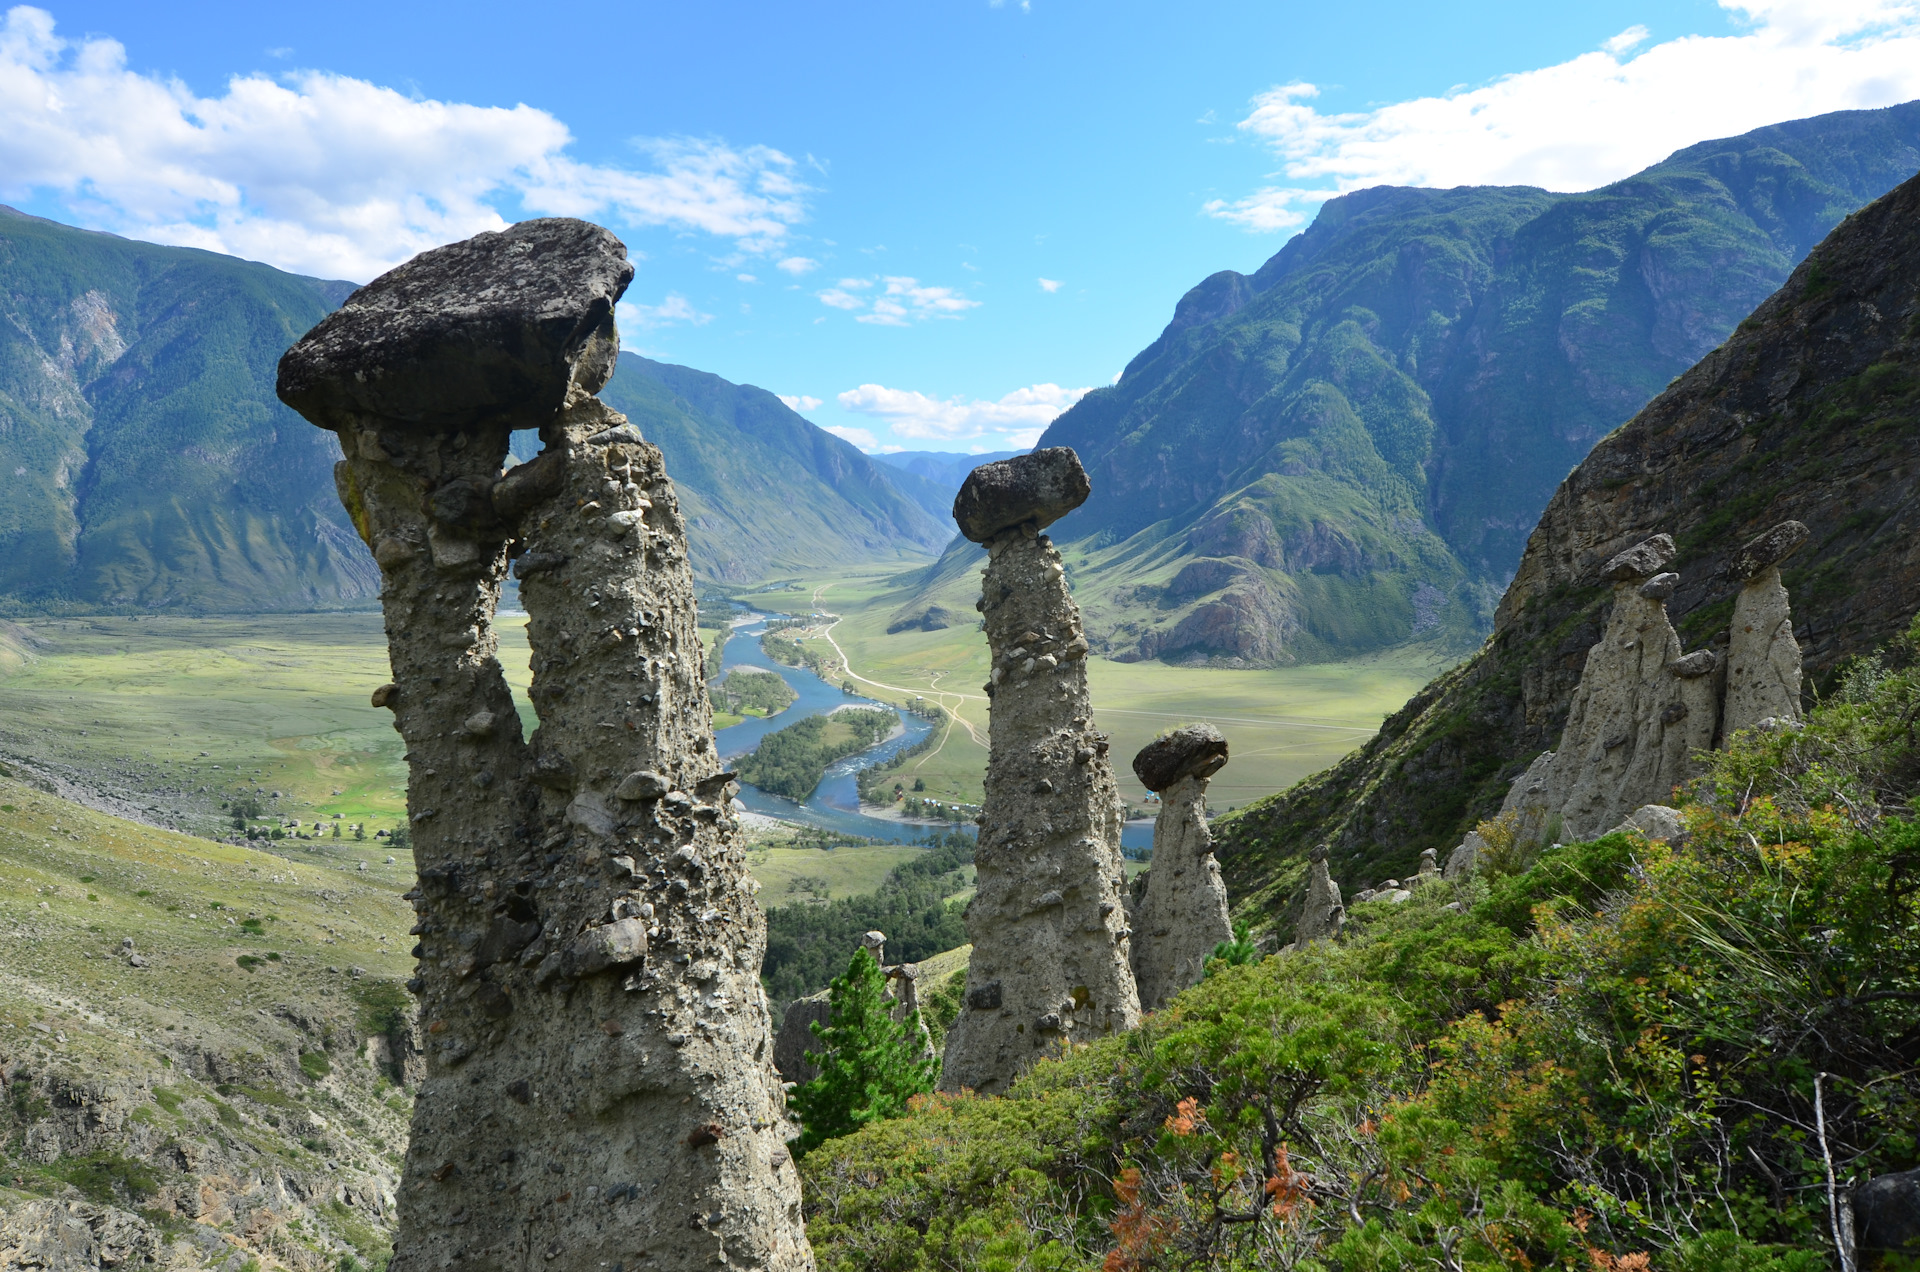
[939, 448, 1140, 1094]
[1505, 535, 1722, 842]
[1127, 725, 1234, 1011]
[1722, 520, 1809, 739]
[1290, 846, 1344, 950]
[277, 219, 812, 1272]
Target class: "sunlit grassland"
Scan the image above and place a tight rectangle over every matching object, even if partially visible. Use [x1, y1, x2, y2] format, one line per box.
[746, 840, 926, 903]
[732, 567, 1452, 810]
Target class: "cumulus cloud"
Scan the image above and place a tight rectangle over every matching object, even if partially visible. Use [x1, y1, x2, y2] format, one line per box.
[0, 6, 808, 279]
[776, 256, 819, 275]
[837, 382, 1090, 446]
[818, 276, 980, 325]
[778, 394, 823, 412]
[1206, 0, 1920, 231]
[1038, 277, 1063, 293]
[823, 424, 880, 450]
[619, 294, 711, 328]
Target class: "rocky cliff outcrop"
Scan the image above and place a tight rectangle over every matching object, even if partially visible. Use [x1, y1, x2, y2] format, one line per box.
[278, 219, 811, 1272]
[1218, 168, 1920, 932]
[1128, 725, 1233, 1010]
[939, 450, 1140, 1094]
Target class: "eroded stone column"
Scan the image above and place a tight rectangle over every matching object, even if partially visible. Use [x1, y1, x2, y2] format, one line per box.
[1518, 535, 1721, 841]
[939, 449, 1139, 1094]
[1291, 846, 1344, 950]
[1722, 520, 1809, 740]
[1128, 725, 1233, 1009]
[277, 219, 811, 1272]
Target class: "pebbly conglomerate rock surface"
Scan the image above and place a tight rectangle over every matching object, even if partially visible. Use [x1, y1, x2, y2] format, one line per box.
[278, 219, 811, 1272]
[1128, 725, 1233, 1010]
[939, 450, 1140, 1094]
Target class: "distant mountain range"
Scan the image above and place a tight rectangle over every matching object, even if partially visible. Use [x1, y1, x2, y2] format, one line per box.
[870, 450, 1020, 502]
[0, 211, 954, 612]
[888, 101, 1920, 666]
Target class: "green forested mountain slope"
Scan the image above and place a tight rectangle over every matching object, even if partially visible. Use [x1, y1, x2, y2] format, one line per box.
[596, 357, 951, 581]
[1217, 164, 1920, 921]
[1026, 101, 1920, 665]
[0, 211, 947, 612]
[0, 206, 370, 613]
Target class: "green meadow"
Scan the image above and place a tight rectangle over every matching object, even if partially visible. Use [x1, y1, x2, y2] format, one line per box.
[734, 567, 1449, 811]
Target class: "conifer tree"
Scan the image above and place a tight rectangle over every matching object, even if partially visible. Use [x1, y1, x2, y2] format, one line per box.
[790, 947, 935, 1154]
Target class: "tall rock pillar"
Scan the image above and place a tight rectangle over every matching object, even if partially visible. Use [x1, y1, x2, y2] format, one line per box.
[1128, 725, 1233, 1010]
[1722, 520, 1810, 739]
[938, 449, 1139, 1094]
[277, 220, 811, 1272]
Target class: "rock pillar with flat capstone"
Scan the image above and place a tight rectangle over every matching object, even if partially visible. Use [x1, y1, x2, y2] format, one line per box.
[277, 219, 811, 1272]
[1291, 846, 1344, 949]
[1128, 725, 1233, 1010]
[1722, 520, 1809, 739]
[1507, 535, 1721, 842]
[938, 448, 1140, 1094]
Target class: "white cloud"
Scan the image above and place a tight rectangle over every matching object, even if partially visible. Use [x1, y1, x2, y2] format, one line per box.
[776, 255, 819, 275]
[817, 276, 980, 326]
[1038, 277, 1063, 293]
[823, 424, 880, 450]
[816, 288, 867, 310]
[778, 394, 823, 412]
[0, 7, 809, 279]
[1206, 0, 1920, 231]
[736, 273, 757, 283]
[619, 294, 711, 328]
[837, 382, 1090, 445]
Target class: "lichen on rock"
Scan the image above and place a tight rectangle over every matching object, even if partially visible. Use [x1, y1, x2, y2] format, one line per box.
[278, 218, 811, 1272]
[939, 449, 1140, 1094]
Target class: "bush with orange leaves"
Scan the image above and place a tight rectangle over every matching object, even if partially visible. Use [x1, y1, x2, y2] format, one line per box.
[798, 617, 1920, 1272]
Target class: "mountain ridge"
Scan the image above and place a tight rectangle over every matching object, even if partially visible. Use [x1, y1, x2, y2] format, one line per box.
[1214, 163, 1920, 929]
[1007, 100, 1920, 666]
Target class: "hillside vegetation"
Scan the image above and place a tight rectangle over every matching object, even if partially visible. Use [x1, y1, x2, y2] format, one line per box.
[0, 772, 417, 1270]
[963, 102, 1920, 668]
[800, 629, 1920, 1269]
[1216, 164, 1920, 915]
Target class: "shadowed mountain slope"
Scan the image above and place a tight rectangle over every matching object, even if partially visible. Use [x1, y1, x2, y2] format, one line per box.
[594, 357, 951, 582]
[1020, 101, 1920, 666]
[0, 206, 371, 614]
[1215, 166, 1920, 933]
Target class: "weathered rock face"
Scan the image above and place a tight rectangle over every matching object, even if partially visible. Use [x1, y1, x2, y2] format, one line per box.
[1503, 535, 1722, 841]
[1723, 521, 1810, 736]
[950, 447, 1092, 544]
[1854, 1166, 1920, 1256]
[1129, 726, 1233, 1010]
[278, 219, 811, 1272]
[775, 995, 831, 1085]
[940, 451, 1139, 1094]
[0, 1199, 158, 1271]
[1217, 169, 1920, 926]
[1290, 846, 1344, 949]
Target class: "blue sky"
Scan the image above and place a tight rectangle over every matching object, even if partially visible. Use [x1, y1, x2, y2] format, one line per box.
[5, 1, 1917, 451]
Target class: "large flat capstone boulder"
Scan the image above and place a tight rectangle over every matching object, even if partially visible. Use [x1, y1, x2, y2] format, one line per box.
[952, 447, 1091, 543]
[277, 218, 633, 433]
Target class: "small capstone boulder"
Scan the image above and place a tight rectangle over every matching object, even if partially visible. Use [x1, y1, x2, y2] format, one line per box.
[1730, 520, 1810, 582]
[952, 447, 1092, 543]
[1131, 724, 1229, 793]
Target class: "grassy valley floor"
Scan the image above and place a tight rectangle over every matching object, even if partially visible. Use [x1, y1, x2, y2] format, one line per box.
[733, 569, 1452, 812]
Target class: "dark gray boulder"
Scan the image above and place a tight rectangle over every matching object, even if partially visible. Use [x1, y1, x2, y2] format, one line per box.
[952, 447, 1091, 542]
[1731, 519, 1810, 581]
[1132, 724, 1229, 793]
[1856, 1166, 1920, 1254]
[1601, 534, 1677, 582]
[277, 218, 633, 433]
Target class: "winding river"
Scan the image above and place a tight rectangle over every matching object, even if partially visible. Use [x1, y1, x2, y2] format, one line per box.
[715, 615, 1151, 849]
